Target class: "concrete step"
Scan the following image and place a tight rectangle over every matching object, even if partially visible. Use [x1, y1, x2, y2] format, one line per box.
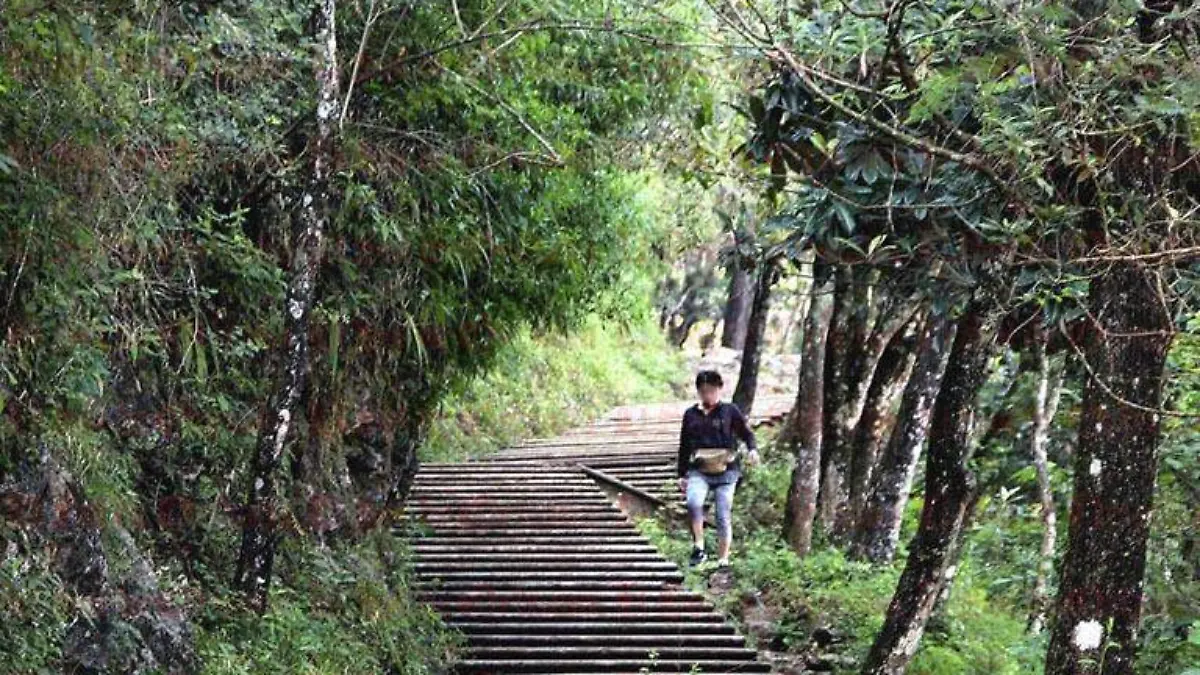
[464, 634, 746, 648]
[418, 571, 685, 583]
[408, 544, 657, 554]
[402, 401, 783, 675]
[431, 601, 713, 613]
[419, 581, 684, 592]
[415, 557, 681, 566]
[420, 590, 699, 602]
[450, 622, 736, 636]
[438, 611, 723, 623]
[454, 658, 772, 673]
[414, 554, 664, 563]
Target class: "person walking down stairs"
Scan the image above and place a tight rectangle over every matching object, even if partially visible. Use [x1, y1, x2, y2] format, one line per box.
[677, 370, 760, 568]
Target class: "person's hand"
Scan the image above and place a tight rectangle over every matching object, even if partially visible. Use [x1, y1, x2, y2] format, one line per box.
[746, 449, 761, 468]
[678, 477, 688, 494]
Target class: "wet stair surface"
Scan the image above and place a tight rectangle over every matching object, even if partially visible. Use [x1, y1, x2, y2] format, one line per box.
[402, 397, 792, 674]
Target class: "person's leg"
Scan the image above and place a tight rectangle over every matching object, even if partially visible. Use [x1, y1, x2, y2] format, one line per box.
[714, 477, 738, 564]
[685, 472, 709, 550]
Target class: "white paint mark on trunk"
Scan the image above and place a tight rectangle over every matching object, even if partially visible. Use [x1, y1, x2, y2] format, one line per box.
[1072, 619, 1104, 651]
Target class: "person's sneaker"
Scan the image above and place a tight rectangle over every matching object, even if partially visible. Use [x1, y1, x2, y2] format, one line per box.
[716, 556, 731, 568]
[688, 547, 707, 567]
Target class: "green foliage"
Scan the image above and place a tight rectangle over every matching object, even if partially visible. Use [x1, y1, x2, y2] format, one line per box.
[0, 545, 71, 674]
[424, 315, 687, 462]
[195, 532, 460, 675]
[1, 0, 712, 670]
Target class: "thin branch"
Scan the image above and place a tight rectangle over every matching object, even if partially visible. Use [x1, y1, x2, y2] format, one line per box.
[340, 0, 382, 130]
[439, 64, 563, 165]
[356, 21, 711, 86]
[769, 46, 1020, 203]
[1057, 319, 1195, 417]
[451, 0, 467, 38]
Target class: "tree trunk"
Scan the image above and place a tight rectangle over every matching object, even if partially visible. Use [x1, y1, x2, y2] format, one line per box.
[733, 261, 780, 416]
[782, 264, 834, 555]
[1028, 327, 1067, 634]
[721, 227, 755, 350]
[851, 310, 955, 563]
[820, 268, 921, 540]
[778, 282, 809, 355]
[861, 299, 995, 675]
[846, 314, 923, 532]
[817, 266, 865, 533]
[1045, 265, 1173, 675]
[234, 0, 339, 613]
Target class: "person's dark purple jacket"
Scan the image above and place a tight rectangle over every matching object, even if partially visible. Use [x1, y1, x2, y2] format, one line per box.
[677, 402, 758, 478]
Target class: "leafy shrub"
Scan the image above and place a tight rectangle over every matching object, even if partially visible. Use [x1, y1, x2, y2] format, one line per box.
[195, 532, 460, 675]
[0, 545, 71, 674]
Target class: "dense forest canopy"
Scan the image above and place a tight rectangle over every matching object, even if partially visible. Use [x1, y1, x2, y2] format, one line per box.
[2, 0, 1199, 674]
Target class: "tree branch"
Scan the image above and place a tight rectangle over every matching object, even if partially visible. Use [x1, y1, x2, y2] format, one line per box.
[769, 46, 1020, 204]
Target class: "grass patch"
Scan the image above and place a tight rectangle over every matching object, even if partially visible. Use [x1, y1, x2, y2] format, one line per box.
[423, 315, 687, 462]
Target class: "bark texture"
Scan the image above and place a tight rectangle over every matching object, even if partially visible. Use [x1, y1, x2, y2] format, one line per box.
[846, 314, 923, 532]
[1028, 327, 1067, 635]
[721, 227, 755, 350]
[818, 267, 870, 533]
[851, 310, 955, 563]
[1045, 265, 1173, 675]
[733, 261, 781, 415]
[234, 0, 339, 613]
[861, 300, 995, 675]
[782, 266, 834, 555]
[819, 268, 921, 540]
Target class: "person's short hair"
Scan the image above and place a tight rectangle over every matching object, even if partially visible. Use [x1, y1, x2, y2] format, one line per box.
[695, 370, 723, 389]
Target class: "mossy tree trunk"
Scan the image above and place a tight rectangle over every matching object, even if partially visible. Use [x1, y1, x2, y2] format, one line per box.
[850, 309, 954, 564]
[846, 313, 923, 532]
[722, 226, 755, 350]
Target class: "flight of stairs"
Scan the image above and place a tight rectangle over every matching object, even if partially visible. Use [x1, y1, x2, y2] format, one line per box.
[401, 397, 793, 674]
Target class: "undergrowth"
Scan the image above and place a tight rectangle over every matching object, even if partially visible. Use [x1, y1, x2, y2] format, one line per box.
[423, 315, 688, 463]
[637, 427, 1045, 675]
[195, 531, 460, 675]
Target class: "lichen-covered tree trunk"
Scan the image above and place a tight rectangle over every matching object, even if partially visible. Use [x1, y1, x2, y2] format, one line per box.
[1045, 265, 1173, 675]
[234, 0, 339, 613]
[733, 261, 780, 416]
[821, 268, 921, 541]
[782, 265, 834, 555]
[861, 300, 995, 675]
[721, 227, 755, 350]
[846, 313, 923, 532]
[1028, 327, 1066, 635]
[818, 266, 868, 533]
[851, 310, 954, 563]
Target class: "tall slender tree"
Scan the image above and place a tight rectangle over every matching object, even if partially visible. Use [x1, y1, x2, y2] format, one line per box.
[733, 259, 781, 415]
[235, 0, 340, 613]
[862, 296, 997, 674]
[782, 264, 834, 554]
[1028, 326, 1067, 635]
